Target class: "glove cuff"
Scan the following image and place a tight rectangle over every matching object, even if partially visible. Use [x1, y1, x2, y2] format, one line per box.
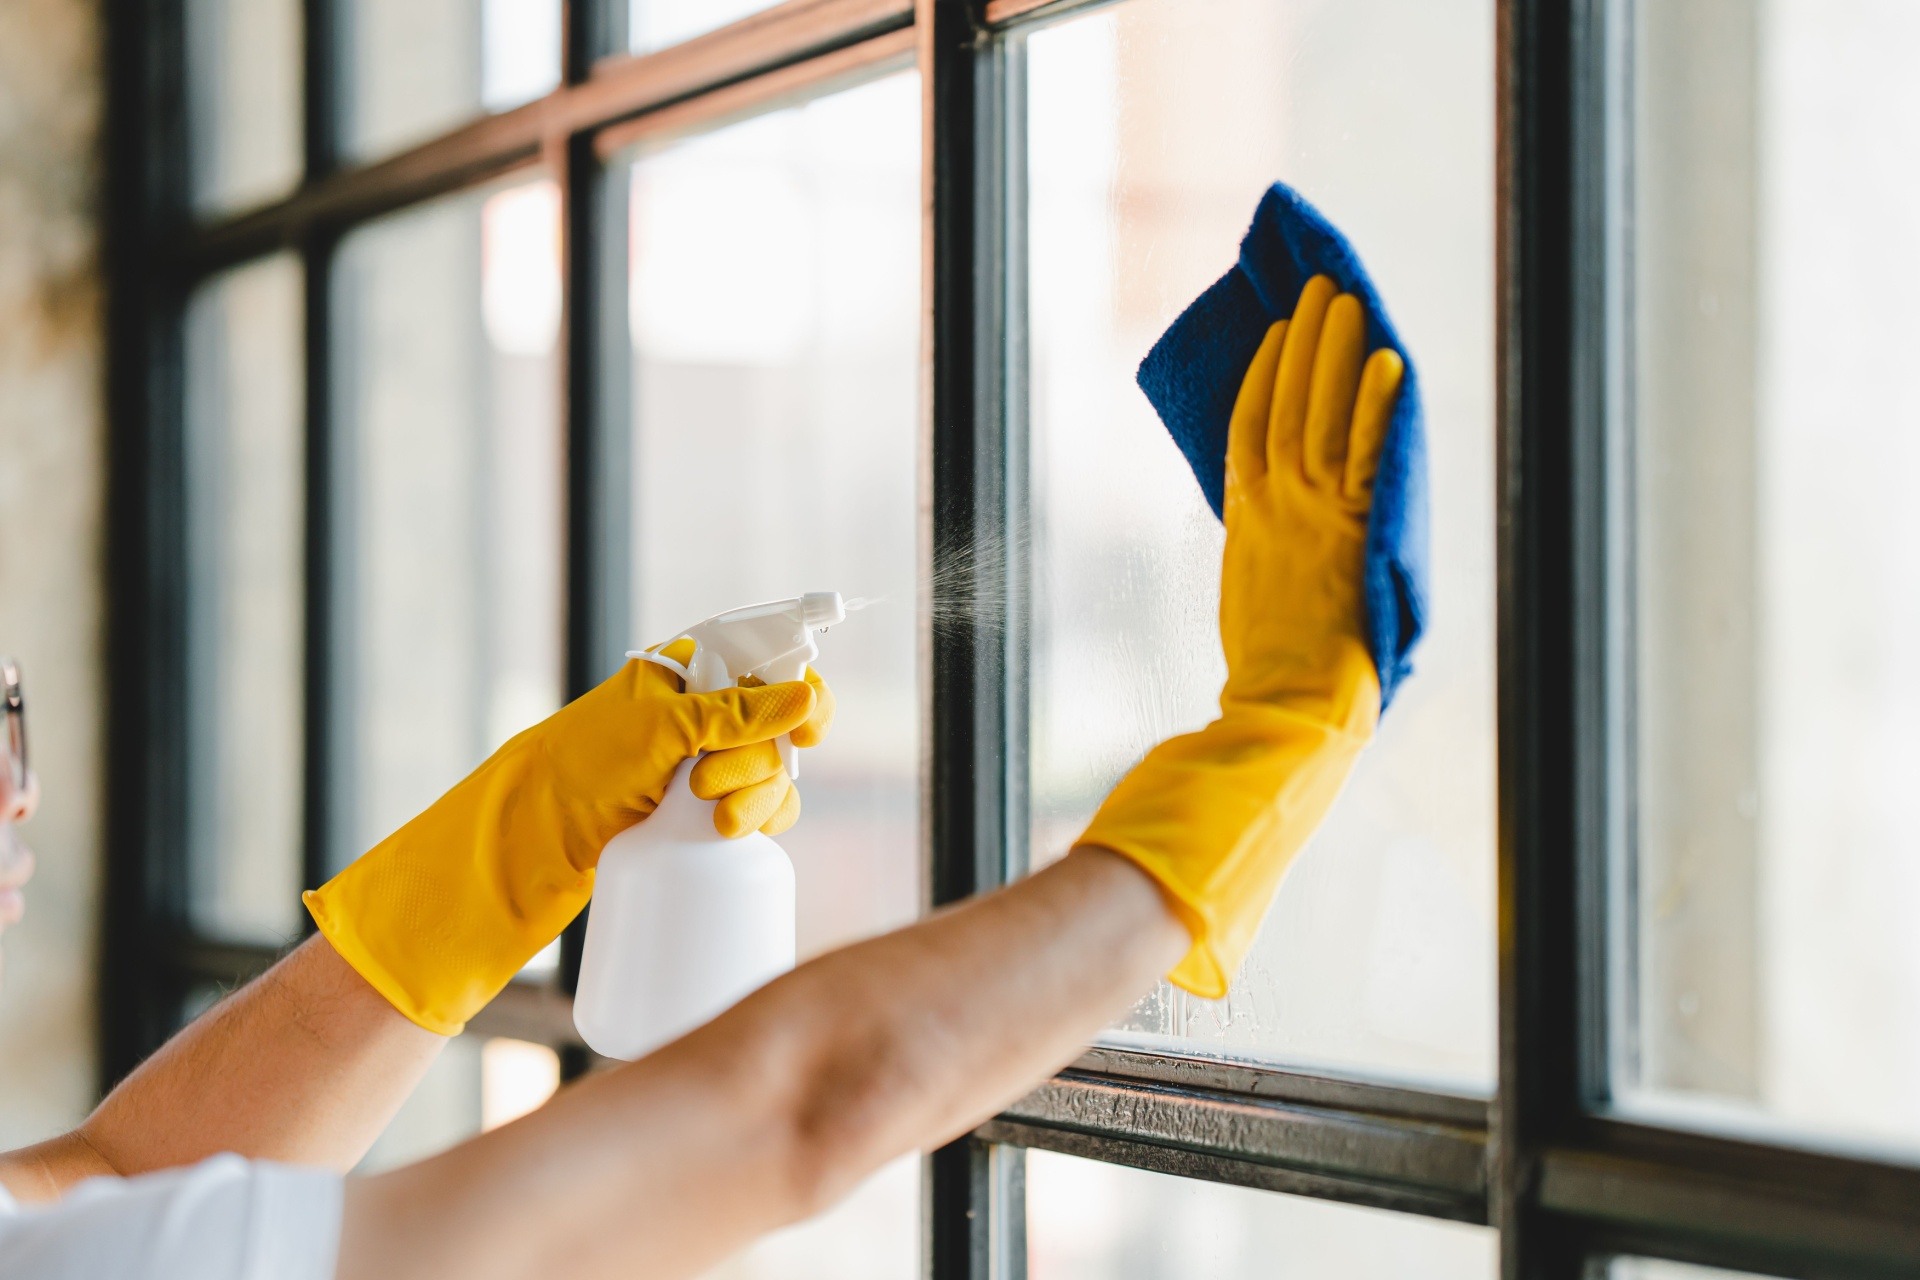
[1077, 703, 1371, 999]
[304, 734, 597, 1033]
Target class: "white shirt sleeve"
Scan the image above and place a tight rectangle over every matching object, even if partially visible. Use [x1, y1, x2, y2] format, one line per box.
[0, 1153, 344, 1280]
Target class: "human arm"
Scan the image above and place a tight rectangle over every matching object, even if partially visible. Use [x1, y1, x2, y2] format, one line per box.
[0, 647, 826, 1202]
[336, 846, 1184, 1280]
[0, 935, 442, 1201]
[334, 275, 1405, 1280]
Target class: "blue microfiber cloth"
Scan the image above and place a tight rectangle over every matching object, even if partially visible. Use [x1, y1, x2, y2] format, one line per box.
[1136, 181, 1429, 709]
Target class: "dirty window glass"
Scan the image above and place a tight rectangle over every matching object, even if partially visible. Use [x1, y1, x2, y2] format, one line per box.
[1022, 0, 1497, 1088]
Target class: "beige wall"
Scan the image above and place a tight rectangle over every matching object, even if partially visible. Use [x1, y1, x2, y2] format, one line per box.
[0, 0, 104, 1145]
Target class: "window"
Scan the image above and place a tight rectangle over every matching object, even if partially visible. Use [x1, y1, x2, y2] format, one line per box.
[1021, 0, 1496, 1089]
[110, 1, 1920, 1278]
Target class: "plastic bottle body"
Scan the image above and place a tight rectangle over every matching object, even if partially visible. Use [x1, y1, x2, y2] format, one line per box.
[573, 762, 797, 1060]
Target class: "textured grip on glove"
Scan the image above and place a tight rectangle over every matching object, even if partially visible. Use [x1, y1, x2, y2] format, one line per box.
[305, 652, 820, 1034]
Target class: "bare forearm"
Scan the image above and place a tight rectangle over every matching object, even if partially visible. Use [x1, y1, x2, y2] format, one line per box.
[338, 847, 1183, 1280]
[7, 935, 444, 1196]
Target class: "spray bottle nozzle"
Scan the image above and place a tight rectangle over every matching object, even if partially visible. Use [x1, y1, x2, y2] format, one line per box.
[799, 592, 846, 630]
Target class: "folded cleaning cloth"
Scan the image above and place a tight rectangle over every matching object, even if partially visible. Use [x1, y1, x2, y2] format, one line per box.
[1136, 181, 1429, 708]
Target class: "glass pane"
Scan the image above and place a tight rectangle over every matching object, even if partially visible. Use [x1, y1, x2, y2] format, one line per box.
[1609, 1263, 1762, 1280]
[1023, 0, 1496, 1087]
[1618, 0, 1920, 1157]
[627, 0, 773, 54]
[362, 1035, 483, 1170]
[339, 0, 560, 161]
[183, 255, 306, 944]
[332, 179, 564, 874]
[1027, 1150, 1494, 1278]
[618, 73, 921, 1275]
[185, 0, 302, 215]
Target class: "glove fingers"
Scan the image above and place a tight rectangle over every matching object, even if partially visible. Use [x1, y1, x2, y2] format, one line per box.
[1344, 348, 1406, 504]
[1226, 320, 1288, 487]
[687, 680, 814, 752]
[1269, 275, 1338, 480]
[712, 772, 792, 839]
[1304, 294, 1367, 491]
[760, 784, 802, 836]
[789, 667, 837, 749]
[690, 739, 783, 800]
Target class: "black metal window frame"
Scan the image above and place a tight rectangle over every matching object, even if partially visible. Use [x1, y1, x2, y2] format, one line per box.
[98, 1, 1920, 1277]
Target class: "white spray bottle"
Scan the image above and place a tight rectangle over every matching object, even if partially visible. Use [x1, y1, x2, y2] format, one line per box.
[573, 591, 847, 1061]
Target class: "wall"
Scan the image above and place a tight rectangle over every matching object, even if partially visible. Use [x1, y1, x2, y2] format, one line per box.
[0, 0, 103, 1146]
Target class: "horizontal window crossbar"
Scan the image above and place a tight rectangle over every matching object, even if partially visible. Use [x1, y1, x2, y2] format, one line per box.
[1539, 1119, 1920, 1277]
[984, 1056, 1490, 1224]
[166, 0, 914, 278]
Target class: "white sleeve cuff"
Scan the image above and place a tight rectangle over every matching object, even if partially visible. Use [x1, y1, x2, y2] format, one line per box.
[0, 1153, 344, 1280]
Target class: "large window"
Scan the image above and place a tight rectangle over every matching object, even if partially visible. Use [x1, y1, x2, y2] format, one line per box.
[108, 0, 1920, 1276]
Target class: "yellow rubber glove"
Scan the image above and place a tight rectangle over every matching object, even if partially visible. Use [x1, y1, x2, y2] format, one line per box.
[1077, 274, 1405, 997]
[305, 641, 830, 1035]
[692, 668, 836, 838]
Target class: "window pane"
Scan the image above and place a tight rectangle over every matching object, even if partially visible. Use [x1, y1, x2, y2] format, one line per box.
[332, 179, 564, 875]
[1619, 1, 1920, 1156]
[627, 0, 774, 54]
[339, 0, 560, 162]
[1608, 1263, 1762, 1280]
[1023, 0, 1496, 1087]
[183, 254, 306, 943]
[185, 0, 302, 215]
[1027, 1150, 1494, 1278]
[618, 73, 921, 1274]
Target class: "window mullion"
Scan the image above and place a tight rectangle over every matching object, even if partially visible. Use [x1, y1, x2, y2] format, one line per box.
[1497, 0, 1597, 1277]
[923, 0, 1025, 1276]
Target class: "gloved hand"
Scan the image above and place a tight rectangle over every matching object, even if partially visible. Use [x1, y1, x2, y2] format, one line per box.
[305, 640, 832, 1034]
[692, 667, 836, 838]
[1077, 274, 1405, 997]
